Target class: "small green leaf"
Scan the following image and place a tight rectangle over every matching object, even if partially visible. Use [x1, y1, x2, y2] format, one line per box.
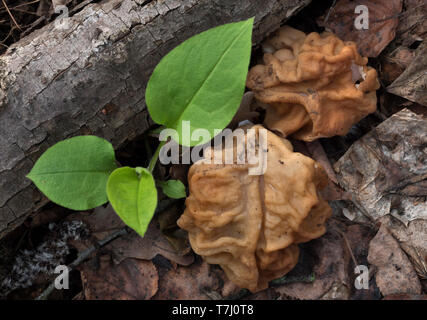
[107, 167, 157, 237]
[146, 18, 254, 146]
[27, 136, 117, 210]
[159, 179, 187, 199]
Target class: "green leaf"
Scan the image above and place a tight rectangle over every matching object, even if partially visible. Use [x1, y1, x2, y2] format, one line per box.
[146, 18, 254, 146]
[27, 136, 117, 210]
[107, 167, 157, 237]
[159, 179, 186, 199]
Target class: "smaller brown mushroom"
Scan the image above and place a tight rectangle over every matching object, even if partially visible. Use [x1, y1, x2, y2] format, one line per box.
[247, 26, 380, 141]
[177, 125, 332, 292]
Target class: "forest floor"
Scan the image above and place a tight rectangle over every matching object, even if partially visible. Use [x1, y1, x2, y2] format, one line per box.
[0, 0, 426, 300]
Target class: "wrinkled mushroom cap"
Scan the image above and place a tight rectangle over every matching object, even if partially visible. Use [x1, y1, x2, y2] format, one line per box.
[177, 125, 332, 292]
[247, 26, 380, 141]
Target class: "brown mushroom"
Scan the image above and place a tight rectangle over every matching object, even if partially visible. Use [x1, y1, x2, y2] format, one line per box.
[177, 125, 332, 292]
[246, 26, 380, 141]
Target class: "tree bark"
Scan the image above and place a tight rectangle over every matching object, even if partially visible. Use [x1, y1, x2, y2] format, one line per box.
[0, 0, 310, 238]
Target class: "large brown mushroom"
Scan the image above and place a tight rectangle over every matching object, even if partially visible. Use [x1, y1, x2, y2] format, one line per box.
[246, 26, 380, 141]
[177, 125, 332, 292]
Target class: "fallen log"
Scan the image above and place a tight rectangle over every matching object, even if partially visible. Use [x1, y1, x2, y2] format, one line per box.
[0, 0, 311, 238]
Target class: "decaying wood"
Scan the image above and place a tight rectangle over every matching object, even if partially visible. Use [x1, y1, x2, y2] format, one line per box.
[0, 0, 311, 238]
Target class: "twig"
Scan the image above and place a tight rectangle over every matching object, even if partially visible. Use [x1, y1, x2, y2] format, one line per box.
[35, 198, 179, 300]
[269, 273, 315, 285]
[1, 0, 21, 30]
[9, 8, 40, 15]
[323, 0, 337, 24]
[410, 247, 427, 280]
[0, 0, 40, 12]
[372, 3, 426, 23]
[20, 16, 45, 38]
[0, 27, 14, 44]
[35, 227, 128, 300]
[336, 228, 358, 267]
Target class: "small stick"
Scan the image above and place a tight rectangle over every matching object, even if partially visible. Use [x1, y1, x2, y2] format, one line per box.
[10, 8, 40, 15]
[35, 198, 179, 300]
[372, 3, 426, 23]
[323, 0, 337, 24]
[35, 228, 128, 300]
[0, 0, 40, 12]
[336, 228, 358, 267]
[0, 27, 13, 44]
[1, 0, 21, 30]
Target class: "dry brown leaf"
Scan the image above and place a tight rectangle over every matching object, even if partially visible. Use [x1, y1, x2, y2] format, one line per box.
[106, 218, 194, 266]
[68, 204, 194, 266]
[334, 109, 427, 224]
[305, 140, 351, 201]
[29, 206, 71, 228]
[319, 0, 402, 57]
[381, 46, 415, 85]
[157, 203, 192, 256]
[330, 201, 371, 224]
[368, 224, 422, 296]
[319, 182, 352, 202]
[68, 205, 125, 235]
[379, 215, 427, 280]
[305, 140, 338, 184]
[169, 164, 189, 185]
[81, 256, 158, 300]
[275, 220, 379, 300]
[243, 288, 279, 300]
[344, 224, 376, 267]
[275, 222, 351, 300]
[387, 41, 427, 106]
[383, 293, 427, 300]
[395, 0, 427, 47]
[344, 224, 382, 300]
[378, 91, 427, 118]
[153, 260, 227, 300]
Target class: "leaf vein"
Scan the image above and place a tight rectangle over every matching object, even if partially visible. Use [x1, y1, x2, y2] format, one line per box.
[172, 22, 249, 128]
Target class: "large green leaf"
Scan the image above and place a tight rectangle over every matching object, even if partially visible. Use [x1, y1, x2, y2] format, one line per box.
[27, 136, 117, 210]
[146, 18, 254, 146]
[107, 167, 157, 237]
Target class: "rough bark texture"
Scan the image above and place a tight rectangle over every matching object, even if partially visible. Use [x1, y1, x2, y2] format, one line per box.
[0, 0, 311, 238]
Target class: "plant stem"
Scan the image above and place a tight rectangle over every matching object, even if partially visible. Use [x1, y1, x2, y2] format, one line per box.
[148, 140, 166, 173]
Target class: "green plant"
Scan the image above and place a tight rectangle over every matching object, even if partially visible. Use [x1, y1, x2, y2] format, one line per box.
[27, 18, 254, 237]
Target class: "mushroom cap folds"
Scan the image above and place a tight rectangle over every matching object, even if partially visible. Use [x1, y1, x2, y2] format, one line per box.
[246, 26, 380, 141]
[177, 125, 332, 292]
